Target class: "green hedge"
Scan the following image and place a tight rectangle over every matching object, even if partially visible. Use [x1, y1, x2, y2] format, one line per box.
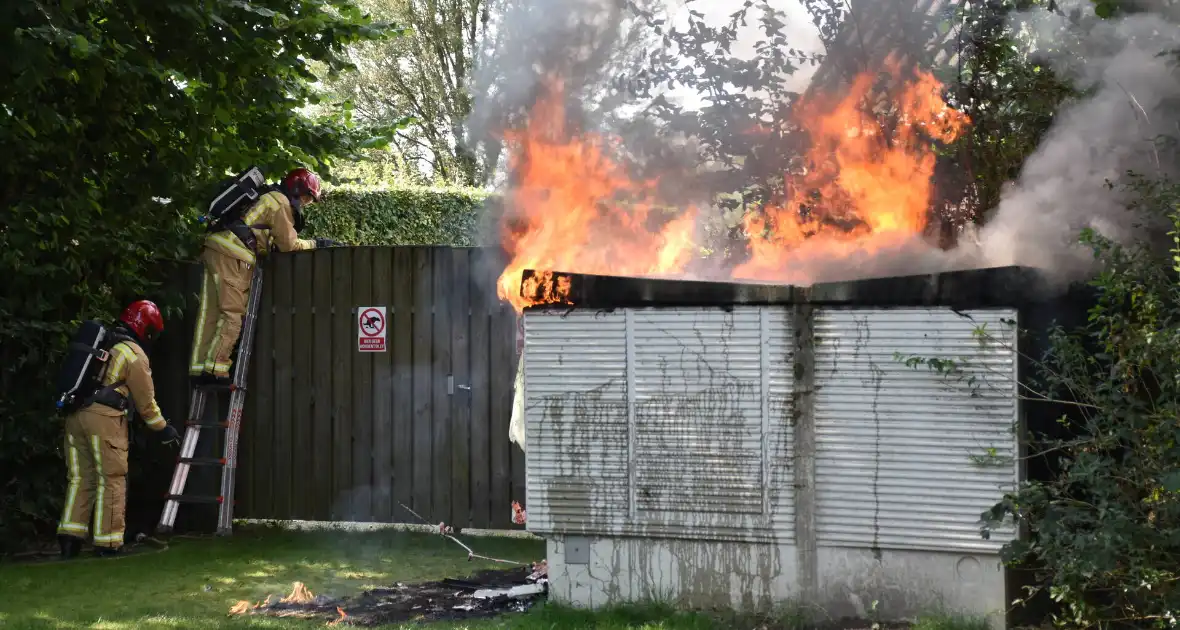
[303, 185, 500, 246]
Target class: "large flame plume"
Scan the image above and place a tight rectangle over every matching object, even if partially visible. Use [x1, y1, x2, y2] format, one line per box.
[495, 77, 700, 312]
[496, 56, 970, 311]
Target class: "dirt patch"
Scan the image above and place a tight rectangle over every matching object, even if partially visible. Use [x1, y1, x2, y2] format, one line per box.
[231, 566, 546, 626]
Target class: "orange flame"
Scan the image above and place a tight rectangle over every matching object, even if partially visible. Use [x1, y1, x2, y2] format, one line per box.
[496, 77, 700, 312]
[496, 57, 969, 310]
[736, 56, 969, 281]
[228, 601, 252, 616]
[280, 582, 315, 605]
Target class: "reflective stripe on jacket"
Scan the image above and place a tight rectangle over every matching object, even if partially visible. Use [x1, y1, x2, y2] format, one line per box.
[205, 190, 317, 264]
[88, 341, 167, 430]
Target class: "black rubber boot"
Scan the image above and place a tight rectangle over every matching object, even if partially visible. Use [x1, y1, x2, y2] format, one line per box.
[195, 373, 232, 390]
[95, 545, 123, 558]
[58, 535, 83, 559]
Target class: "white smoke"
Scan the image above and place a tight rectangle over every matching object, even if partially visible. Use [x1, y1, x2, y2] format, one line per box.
[950, 0, 1180, 283]
[468, 0, 655, 154]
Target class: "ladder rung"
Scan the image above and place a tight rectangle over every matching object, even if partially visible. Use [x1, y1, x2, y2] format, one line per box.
[179, 457, 226, 466]
[186, 421, 230, 429]
[195, 383, 246, 392]
[165, 494, 223, 504]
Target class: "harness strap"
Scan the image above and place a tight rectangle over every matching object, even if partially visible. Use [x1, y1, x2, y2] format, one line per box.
[69, 342, 109, 361]
[225, 220, 259, 252]
[208, 184, 282, 251]
[85, 379, 129, 413]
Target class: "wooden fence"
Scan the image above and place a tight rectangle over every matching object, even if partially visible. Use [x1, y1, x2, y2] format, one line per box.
[145, 246, 525, 532]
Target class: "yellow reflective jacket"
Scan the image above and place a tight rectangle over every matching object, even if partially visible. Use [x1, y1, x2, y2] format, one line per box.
[88, 340, 167, 431]
[204, 190, 317, 264]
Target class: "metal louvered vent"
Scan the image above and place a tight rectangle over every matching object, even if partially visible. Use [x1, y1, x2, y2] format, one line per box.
[524, 306, 795, 542]
[813, 307, 1019, 553]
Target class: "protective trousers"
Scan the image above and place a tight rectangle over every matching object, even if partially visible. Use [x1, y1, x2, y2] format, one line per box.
[190, 246, 252, 378]
[56, 408, 129, 548]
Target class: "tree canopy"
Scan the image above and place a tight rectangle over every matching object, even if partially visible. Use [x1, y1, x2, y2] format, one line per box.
[327, 0, 497, 186]
[0, 0, 399, 547]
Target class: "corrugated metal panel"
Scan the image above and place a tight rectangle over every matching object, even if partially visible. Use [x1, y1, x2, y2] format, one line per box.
[524, 310, 629, 535]
[632, 307, 763, 514]
[524, 306, 795, 542]
[813, 307, 1019, 553]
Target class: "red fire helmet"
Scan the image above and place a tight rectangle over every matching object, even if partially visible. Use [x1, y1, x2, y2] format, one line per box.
[282, 167, 322, 202]
[119, 300, 164, 341]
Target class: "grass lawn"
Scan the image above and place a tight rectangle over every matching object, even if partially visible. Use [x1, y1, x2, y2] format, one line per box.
[0, 526, 991, 630]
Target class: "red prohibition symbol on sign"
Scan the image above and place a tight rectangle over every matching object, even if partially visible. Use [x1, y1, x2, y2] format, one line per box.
[359, 308, 385, 337]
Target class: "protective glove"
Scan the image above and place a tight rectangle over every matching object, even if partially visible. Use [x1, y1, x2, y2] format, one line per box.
[159, 424, 181, 448]
[314, 237, 344, 248]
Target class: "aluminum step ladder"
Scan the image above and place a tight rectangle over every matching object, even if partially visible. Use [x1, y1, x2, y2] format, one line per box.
[157, 263, 264, 536]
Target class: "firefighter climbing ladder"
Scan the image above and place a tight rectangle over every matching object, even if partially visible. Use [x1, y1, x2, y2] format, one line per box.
[158, 263, 264, 536]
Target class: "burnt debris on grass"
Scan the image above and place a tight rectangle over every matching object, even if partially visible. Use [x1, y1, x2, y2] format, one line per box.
[229, 564, 549, 626]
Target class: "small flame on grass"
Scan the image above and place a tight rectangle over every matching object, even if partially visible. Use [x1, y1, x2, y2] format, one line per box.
[329, 607, 349, 626]
[281, 582, 315, 605]
[229, 601, 252, 616]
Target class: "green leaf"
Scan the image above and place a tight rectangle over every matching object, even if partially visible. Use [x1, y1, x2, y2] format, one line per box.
[231, 1, 277, 18]
[70, 34, 90, 56]
[15, 117, 36, 138]
[1094, 1, 1116, 18]
[1162, 471, 1180, 492]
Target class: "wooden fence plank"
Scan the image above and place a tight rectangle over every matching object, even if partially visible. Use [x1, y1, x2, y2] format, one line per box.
[411, 247, 433, 517]
[431, 248, 453, 524]
[490, 301, 513, 528]
[271, 253, 296, 519]
[245, 260, 276, 519]
[312, 250, 334, 521]
[467, 248, 492, 528]
[370, 248, 394, 522]
[330, 248, 354, 520]
[450, 249, 472, 527]
[292, 252, 314, 519]
[351, 247, 375, 521]
[392, 248, 414, 520]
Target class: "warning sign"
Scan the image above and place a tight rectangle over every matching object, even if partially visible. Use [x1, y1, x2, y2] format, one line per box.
[357, 306, 387, 353]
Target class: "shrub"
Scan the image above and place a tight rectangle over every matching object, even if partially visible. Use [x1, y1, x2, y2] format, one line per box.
[303, 185, 500, 247]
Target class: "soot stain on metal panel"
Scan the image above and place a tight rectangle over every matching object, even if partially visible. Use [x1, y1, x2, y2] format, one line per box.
[632, 310, 758, 518]
[851, 313, 885, 559]
[620, 538, 784, 609]
[537, 379, 629, 530]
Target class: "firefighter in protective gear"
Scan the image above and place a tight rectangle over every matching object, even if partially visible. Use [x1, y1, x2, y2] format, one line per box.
[57, 300, 180, 559]
[190, 167, 334, 387]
